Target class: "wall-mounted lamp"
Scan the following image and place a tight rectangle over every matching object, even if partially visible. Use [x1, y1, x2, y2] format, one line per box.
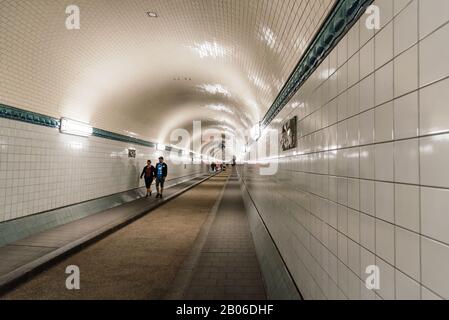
[60, 118, 93, 137]
[251, 123, 260, 141]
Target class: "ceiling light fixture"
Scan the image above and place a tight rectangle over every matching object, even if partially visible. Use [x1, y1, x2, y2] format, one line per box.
[147, 11, 158, 18]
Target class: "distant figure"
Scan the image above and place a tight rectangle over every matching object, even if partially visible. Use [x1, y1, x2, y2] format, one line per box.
[140, 160, 155, 197]
[155, 156, 168, 198]
[211, 162, 216, 172]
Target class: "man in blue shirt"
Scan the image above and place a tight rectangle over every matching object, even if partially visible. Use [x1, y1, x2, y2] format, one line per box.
[155, 156, 168, 198]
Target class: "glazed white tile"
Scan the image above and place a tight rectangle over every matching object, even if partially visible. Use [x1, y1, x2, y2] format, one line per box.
[359, 110, 375, 145]
[420, 134, 449, 188]
[374, 142, 394, 181]
[360, 39, 375, 79]
[375, 220, 395, 265]
[240, 1, 449, 300]
[374, 61, 394, 106]
[394, 0, 414, 16]
[347, 178, 360, 210]
[360, 145, 375, 179]
[421, 236, 449, 299]
[420, 77, 449, 136]
[337, 233, 348, 264]
[394, 45, 419, 98]
[421, 286, 443, 300]
[375, 181, 394, 223]
[395, 184, 420, 233]
[347, 22, 360, 57]
[421, 187, 449, 245]
[419, 22, 449, 87]
[360, 213, 375, 252]
[394, 139, 419, 184]
[347, 116, 360, 147]
[395, 226, 421, 281]
[419, 0, 449, 39]
[348, 54, 360, 88]
[359, 74, 375, 112]
[347, 84, 360, 117]
[0, 119, 207, 222]
[375, 21, 394, 69]
[376, 257, 395, 300]
[360, 180, 375, 216]
[394, 91, 419, 139]
[338, 35, 348, 68]
[347, 209, 360, 243]
[394, 0, 418, 55]
[396, 269, 421, 300]
[374, 102, 394, 143]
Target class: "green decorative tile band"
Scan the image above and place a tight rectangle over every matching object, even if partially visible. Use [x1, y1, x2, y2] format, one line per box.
[261, 0, 374, 128]
[0, 103, 60, 128]
[0, 103, 166, 150]
[92, 128, 156, 149]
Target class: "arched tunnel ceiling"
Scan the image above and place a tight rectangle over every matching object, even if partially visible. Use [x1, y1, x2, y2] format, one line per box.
[0, 0, 335, 146]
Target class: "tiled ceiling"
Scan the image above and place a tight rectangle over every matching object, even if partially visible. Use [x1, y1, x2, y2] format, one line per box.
[0, 0, 335, 144]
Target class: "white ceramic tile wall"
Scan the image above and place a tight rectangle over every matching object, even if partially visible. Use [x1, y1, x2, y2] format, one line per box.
[241, 0, 449, 300]
[0, 118, 207, 223]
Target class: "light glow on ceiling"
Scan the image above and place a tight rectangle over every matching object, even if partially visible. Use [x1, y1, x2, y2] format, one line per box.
[197, 84, 231, 97]
[188, 41, 229, 59]
[205, 104, 235, 115]
[260, 26, 277, 49]
[249, 74, 269, 91]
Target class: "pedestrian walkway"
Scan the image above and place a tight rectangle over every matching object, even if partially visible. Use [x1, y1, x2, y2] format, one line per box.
[170, 169, 266, 300]
[0, 174, 212, 294]
[1, 170, 267, 300]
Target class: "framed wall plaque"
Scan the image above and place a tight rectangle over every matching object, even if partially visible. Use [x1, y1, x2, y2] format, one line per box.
[280, 116, 297, 151]
[128, 148, 136, 158]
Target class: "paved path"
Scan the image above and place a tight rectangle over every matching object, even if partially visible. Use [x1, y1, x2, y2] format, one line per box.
[0, 174, 225, 299]
[0, 174, 211, 291]
[178, 169, 266, 300]
[1, 170, 267, 300]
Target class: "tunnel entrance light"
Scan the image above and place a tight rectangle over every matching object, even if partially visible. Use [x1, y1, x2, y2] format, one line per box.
[157, 143, 166, 151]
[60, 118, 93, 137]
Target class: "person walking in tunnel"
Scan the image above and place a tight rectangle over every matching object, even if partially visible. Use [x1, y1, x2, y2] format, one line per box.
[140, 160, 156, 197]
[155, 156, 168, 198]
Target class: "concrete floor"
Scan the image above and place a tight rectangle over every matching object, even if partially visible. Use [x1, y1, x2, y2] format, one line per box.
[1, 174, 229, 300]
[181, 173, 266, 300]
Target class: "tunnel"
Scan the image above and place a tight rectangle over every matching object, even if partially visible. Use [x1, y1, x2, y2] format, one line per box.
[1, 0, 449, 306]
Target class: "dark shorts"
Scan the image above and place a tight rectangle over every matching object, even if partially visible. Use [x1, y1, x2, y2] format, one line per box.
[156, 177, 165, 188]
[144, 177, 153, 189]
